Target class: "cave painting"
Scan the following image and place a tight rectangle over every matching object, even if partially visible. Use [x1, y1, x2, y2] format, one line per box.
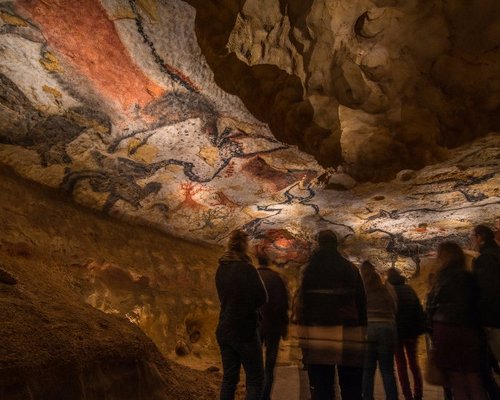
[256, 229, 311, 268]
[17, 0, 164, 111]
[0, 0, 499, 272]
[0, 73, 110, 166]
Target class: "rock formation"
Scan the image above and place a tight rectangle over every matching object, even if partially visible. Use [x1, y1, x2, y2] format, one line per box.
[197, 0, 500, 180]
[0, 179, 220, 399]
[0, 166, 223, 366]
[0, 1, 499, 395]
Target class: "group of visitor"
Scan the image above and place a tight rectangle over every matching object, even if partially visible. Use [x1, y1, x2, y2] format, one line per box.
[214, 224, 500, 400]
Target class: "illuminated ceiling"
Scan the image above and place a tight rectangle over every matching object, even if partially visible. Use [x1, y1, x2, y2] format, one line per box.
[0, 0, 499, 270]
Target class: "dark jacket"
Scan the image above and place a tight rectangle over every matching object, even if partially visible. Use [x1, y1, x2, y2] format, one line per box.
[258, 266, 289, 338]
[299, 248, 367, 327]
[216, 256, 268, 342]
[473, 244, 500, 328]
[387, 274, 426, 339]
[426, 265, 479, 328]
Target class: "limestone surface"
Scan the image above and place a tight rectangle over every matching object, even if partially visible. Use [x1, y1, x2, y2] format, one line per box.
[1, 3, 498, 395]
[0, 0, 498, 264]
[221, 0, 500, 180]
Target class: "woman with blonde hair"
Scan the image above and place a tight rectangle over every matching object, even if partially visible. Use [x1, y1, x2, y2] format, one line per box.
[426, 241, 487, 400]
[360, 261, 399, 400]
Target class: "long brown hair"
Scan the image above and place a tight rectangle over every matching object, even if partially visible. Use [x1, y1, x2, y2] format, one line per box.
[437, 241, 465, 270]
[360, 261, 384, 292]
[220, 229, 251, 263]
[227, 229, 249, 254]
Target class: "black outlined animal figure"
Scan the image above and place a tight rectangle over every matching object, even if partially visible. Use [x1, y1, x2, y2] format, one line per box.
[0, 73, 110, 166]
[368, 228, 469, 272]
[108, 90, 221, 155]
[61, 152, 165, 212]
[115, 0, 233, 151]
[241, 180, 355, 239]
[64, 125, 289, 214]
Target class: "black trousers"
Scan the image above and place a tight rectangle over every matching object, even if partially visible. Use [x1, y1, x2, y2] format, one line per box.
[307, 364, 363, 400]
[261, 332, 281, 400]
[218, 335, 264, 400]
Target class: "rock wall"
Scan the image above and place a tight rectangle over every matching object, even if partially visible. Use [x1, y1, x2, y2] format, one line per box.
[0, 165, 223, 366]
[0, 200, 220, 400]
[200, 0, 500, 180]
[0, 0, 324, 244]
[0, 0, 498, 266]
[1, 3, 498, 393]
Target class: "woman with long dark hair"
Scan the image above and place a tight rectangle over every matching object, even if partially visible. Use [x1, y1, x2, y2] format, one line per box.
[426, 241, 488, 400]
[360, 261, 398, 400]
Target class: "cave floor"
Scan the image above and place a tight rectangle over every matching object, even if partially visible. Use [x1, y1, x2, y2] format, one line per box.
[271, 365, 447, 400]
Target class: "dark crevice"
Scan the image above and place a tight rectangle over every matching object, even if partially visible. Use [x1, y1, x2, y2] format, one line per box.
[182, 0, 341, 168]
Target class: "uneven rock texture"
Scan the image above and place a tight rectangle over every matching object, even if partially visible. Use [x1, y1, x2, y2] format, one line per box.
[215, 0, 500, 179]
[0, 0, 498, 255]
[0, 165, 223, 368]
[0, 0, 324, 244]
[252, 135, 500, 276]
[0, 248, 220, 399]
[1, 3, 497, 396]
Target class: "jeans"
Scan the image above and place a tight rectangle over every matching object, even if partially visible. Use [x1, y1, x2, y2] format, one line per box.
[307, 364, 363, 400]
[395, 337, 423, 400]
[480, 332, 500, 400]
[261, 332, 281, 400]
[218, 334, 264, 400]
[362, 322, 398, 400]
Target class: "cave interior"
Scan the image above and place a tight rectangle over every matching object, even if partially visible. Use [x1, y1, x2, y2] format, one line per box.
[0, 0, 499, 398]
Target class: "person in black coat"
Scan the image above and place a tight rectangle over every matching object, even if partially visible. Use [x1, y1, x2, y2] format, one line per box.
[426, 241, 487, 400]
[472, 225, 500, 399]
[256, 251, 289, 400]
[386, 267, 425, 400]
[472, 225, 500, 340]
[298, 230, 367, 400]
[216, 229, 268, 400]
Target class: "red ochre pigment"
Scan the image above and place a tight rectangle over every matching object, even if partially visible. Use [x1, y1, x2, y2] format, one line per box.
[18, 0, 164, 111]
[242, 157, 316, 192]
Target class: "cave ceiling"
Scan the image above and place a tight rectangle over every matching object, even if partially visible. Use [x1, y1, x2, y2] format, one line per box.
[0, 0, 499, 270]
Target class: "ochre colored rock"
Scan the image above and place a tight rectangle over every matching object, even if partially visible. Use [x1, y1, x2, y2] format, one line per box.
[0, 267, 17, 285]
